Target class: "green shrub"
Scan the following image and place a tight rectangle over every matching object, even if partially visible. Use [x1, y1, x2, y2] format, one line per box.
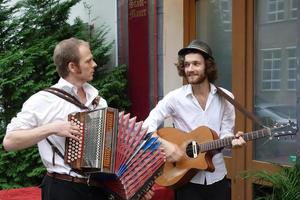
[244, 162, 300, 200]
[0, 0, 130, 189]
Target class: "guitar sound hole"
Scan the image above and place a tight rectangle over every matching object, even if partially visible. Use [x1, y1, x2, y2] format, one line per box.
[186, 142, 200, 158]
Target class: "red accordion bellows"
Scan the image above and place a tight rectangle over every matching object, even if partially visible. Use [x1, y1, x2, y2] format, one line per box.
[65, 107, 165, 200]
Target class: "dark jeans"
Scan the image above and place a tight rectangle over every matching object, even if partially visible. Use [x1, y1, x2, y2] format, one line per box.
[176, 177, 231, 200]
[40, 174, 110, 200]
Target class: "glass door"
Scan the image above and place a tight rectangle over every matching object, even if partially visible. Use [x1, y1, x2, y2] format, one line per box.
[253, 0, 299, 166]
[188, 0, 299, 199]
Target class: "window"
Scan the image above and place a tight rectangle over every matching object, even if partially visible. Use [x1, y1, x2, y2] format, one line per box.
[288, 0, 298, 19]
[219, 0, 232, 32]
[267, 0, 285, 22]
[286, 47, 297, 90]
[261, 49, 281, 91]
[255, 0, 298, 166]
[196, 0, 232, 90]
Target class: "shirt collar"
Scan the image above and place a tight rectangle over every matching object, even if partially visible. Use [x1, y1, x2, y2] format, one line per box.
[184, 83, 217, 97]
[210, 83, 218, 94]
[55, 78, 99, 105]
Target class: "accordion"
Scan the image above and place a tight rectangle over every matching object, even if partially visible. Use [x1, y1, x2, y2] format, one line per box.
[65, 107, 165, 200]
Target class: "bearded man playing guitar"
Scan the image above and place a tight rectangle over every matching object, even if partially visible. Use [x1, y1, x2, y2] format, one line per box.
[143, 40, 246, 200]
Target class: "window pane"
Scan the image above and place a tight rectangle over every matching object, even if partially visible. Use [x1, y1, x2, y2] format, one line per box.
[254, 0, 299, 165]
[289, 0, 298, 19]
[196, 0, 232, 90]
[289, 70, 296, 79]
[278, 2, 284, 10]
[263, 71, 271, 79]
[196, 0, 232, 157]
[273, 60, 281, 69]
[288, 81, 295, 89]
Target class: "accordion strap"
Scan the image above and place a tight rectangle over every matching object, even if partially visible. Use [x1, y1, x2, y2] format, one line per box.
[46, 138, 64, 166]
[44, 87, 89, 110]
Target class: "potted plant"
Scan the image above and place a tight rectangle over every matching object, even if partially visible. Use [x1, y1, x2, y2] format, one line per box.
[244, 161, 300, 200]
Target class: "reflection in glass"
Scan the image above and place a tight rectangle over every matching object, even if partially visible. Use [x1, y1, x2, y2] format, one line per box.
[254, 0, 299, 165]
[195, 0, 232, 157]
[195, 0, 232, 90]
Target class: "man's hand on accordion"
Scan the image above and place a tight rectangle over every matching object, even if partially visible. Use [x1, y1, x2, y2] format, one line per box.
[49, 120, 81, 140]
[158, 137, 184, 163]
[140, 186, 155, 200]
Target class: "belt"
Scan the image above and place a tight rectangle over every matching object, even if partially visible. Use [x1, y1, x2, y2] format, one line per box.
[46, 172, 103, 187]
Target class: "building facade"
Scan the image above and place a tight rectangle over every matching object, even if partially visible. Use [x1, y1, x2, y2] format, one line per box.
[70, 0, 118, 67]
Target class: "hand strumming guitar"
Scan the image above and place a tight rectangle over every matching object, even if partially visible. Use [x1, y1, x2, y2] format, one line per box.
[158, 136, 184, 162]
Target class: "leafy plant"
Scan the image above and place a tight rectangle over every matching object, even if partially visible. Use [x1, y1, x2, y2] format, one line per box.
[94, 64, 131, 111]
[243, 162, 300, 200]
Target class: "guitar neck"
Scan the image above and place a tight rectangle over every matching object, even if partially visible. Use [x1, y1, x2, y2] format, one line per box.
[201, 128, 271, 152]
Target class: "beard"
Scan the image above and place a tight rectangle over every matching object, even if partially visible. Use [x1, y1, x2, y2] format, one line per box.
[186, 72, 207, 84]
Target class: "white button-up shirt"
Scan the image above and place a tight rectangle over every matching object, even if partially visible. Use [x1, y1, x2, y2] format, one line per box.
[6, 78, 107, 177]
[143, 83, 235, 185]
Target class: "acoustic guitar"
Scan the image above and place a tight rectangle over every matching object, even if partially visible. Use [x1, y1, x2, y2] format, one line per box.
[155, 122, 298, 188]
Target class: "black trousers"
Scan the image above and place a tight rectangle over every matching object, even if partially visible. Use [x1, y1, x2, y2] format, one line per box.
[40, 174, 110, 200]
[176, 177, 231, 200]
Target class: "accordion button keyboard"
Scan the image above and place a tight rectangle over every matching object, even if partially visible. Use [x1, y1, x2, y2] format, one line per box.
[65, 117, 84, 164]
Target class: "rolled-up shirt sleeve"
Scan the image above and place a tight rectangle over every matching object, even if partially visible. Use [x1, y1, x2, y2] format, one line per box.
[219, 91, 235, 139]
[143, 94, 174, 133]
[6, 95, 41, 133]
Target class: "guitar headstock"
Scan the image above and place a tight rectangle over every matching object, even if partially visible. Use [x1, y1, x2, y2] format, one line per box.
[271, 120, 298, 137]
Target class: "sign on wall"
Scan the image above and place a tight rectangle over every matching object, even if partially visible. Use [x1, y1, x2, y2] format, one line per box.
[128, 0, 149, 120]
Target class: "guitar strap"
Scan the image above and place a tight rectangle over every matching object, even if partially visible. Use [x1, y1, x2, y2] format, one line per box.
[42, 87, 100, 168]
[216, 87, 264, 127]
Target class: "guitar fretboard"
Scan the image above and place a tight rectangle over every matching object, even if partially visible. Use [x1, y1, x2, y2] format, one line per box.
[200, 128, 271, 152]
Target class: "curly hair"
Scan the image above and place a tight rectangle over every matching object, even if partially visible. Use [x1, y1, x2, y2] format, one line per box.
[175, 49, 218, 83]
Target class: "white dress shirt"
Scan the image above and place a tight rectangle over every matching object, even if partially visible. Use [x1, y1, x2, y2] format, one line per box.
[143, 83, 235, 185]
[6, 78, 108, 177]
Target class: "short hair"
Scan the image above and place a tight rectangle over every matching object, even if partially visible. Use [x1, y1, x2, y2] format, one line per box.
[53, 37, 90, 78]
[175, 49, 218, 83]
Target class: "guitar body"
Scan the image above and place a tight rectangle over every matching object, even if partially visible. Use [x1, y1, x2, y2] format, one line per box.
[155, 122, 297, 188]
[155, 126, 219, 188]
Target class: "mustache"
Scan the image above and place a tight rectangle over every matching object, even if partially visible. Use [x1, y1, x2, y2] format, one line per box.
[186, 72, 199, 76]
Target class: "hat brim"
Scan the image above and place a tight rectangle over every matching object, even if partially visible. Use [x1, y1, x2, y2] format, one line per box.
[178, 47, 213, 59]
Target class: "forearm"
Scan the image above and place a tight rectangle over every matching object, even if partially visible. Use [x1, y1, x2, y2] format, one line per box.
[3, 124, 54, 151]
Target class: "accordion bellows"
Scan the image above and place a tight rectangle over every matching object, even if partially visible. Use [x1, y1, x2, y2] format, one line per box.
[65, 107, 165, 200]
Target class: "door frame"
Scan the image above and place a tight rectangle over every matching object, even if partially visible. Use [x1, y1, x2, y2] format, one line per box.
[183, 1, 282, 199]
